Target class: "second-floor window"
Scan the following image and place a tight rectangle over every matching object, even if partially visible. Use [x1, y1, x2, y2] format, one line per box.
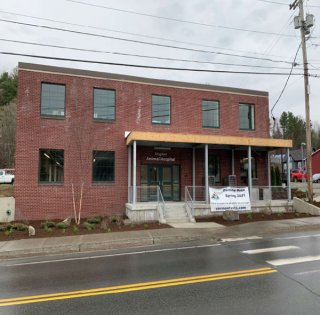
[202, 100, 219, 128]
[152, 95, 171, 125]
[41, 83, 65, 117]
[239, 103, 255, 130]
[93, 88, 115, 120]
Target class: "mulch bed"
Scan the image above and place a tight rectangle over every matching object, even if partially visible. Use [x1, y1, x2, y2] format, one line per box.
[195, 212, 318, 226]
[0, 219, 171, 242]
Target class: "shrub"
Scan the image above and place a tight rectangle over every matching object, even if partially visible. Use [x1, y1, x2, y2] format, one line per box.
[246, 213, 253, 220]
[73, 225, 79, 233]
[41, 221, 56, 229]
[0, 225, 7, 232]
[56, 222, 70, 229]
[83, 222, 95, 231]
[13, 223, 28, 231]
[4, 229, 13, 236]
[87, 216, 102, 224]
[109, 215, 123, 227]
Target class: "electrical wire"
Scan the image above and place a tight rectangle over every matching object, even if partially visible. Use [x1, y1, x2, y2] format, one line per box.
[66, 0, 298, 38]
[0, 18, 299, 65]
[0, 9, 299, 61]
[0, 38, 308, 71]
[270, 43, 302, 117]
[1, 51, 316, 76]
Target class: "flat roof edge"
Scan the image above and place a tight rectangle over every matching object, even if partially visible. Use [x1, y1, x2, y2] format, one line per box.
[18, 62, 269, 97]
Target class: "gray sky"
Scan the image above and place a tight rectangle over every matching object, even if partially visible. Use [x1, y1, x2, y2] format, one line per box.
[1, 0, 319, 125]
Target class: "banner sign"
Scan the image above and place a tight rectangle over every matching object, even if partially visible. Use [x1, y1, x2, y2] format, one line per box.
[209, 187, 251, 212]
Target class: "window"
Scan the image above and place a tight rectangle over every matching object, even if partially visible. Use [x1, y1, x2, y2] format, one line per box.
[39, 149, 64, 183]
[93, 88, 115, 120]
[240, 157, 257, 185]
[152, 95, 170, 125]
[41, 83, 65, 117]
[239, 103, 255, 130]
[208, 155, 220, 183]
[93, 151, 115, 182]
[202, 100, 219, 128]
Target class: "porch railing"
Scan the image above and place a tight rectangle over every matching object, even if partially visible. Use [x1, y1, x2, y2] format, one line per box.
[185, 185, 291, 205]
[128, 185, 167, 219]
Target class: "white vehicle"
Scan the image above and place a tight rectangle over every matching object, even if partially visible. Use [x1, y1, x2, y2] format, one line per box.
[313, 173, 320, 183]
[0, 169, 15, 184]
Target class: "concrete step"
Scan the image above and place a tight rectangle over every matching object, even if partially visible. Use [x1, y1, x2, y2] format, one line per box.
[165, 218, 190, 223]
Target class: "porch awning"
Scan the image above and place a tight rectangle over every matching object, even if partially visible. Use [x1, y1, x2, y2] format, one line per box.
[126, 131, 292, 148]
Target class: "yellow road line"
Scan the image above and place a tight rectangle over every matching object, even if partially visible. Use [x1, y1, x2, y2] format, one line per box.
[0, 267, 277, 307]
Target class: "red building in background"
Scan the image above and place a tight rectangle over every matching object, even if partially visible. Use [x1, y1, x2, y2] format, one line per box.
[15, 63, 291, 220]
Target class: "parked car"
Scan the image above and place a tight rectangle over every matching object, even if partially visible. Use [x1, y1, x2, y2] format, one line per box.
[313, 173, 320, 183]
[290, 169, 308, 182]
[0, 169, 15, 184]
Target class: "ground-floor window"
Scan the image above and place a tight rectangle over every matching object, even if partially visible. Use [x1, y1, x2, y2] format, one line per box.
[208, 155, 220, 183]
[39, 149, 64, 183]
[240, 157, 257, 185]
[92, 151, 115, 183]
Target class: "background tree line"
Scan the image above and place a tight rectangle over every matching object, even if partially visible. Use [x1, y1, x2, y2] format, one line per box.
[0, 69, 17, 168]
[272, 111, 320, 150]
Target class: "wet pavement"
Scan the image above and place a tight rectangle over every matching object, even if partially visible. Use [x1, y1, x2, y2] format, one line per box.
[1, 216, 320, 259]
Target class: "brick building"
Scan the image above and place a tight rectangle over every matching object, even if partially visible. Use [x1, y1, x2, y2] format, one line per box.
[15, 63, 292, 220]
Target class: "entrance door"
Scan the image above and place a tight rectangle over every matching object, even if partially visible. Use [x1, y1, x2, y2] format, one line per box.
[141, 165, 180, 201]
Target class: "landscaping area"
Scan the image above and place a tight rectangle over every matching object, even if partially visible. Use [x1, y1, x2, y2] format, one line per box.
[0, 184, 14, 197]
[0, 215, 170, 241]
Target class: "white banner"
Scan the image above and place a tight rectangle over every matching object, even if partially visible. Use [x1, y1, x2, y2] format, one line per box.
[209, 187, 251, 212]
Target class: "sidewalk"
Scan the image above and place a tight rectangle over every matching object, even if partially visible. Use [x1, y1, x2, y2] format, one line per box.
[1, 217, 320, 259]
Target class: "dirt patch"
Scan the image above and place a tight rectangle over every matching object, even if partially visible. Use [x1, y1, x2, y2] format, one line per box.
[0, 184, 14, 197]
[196, 212, 318, 227]
[0, 218, 171, 242]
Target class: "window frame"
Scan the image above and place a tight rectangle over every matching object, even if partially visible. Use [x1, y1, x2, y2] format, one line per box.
[92, 150, 115, 183]
[40, 82, 66, 118]
[239, 103, 255, 131]
[93, 87, 116, 121]
[38, 149, 64, 184]
[208, 155, 221, 183]
[151, 94, 171, 125]
[202, 99, 220, 128]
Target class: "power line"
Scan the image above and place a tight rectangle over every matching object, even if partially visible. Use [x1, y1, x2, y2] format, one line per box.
[0, 18, 299, 65]
[1, 38, 309, 71]
[0, 9, 298, 61]
[2, 51, 317, 76]
[270, 43, 302, 117]
[66, 0, 298, 38]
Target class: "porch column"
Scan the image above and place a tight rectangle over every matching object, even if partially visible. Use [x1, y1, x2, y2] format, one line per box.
[286, 148, 291, 201]
[128, 144, 131, 202]
[192, 145, 196, 200]
[231, 148, 235, 175]
[205, 144, 209, 204]
[267, 151, 271, 188]
[248, 146, 252, 196]
[133, 140, 137, 205]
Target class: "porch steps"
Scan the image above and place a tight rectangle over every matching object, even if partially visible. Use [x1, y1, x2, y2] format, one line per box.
[164, 203, 192, 223]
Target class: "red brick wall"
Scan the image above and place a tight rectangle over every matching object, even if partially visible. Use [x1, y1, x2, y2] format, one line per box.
[15, 67, 270, 220]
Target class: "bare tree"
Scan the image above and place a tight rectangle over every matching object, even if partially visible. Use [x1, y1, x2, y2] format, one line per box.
[0, 101, 16, 168]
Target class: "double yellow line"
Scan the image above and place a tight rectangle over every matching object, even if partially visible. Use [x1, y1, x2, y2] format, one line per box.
[0, 267, 276, 307]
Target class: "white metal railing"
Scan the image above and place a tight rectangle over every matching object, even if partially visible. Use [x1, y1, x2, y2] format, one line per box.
[185, 185, 291, 205]
[156, 186, 166, 222]
[250, 186, 290, 202]
[128, 185, 167, 214]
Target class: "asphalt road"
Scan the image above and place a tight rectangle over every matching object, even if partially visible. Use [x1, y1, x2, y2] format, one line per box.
[1, 231, 320, 314]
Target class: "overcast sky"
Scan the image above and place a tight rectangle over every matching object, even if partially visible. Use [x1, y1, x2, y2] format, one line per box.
[1, 0, 319, 125]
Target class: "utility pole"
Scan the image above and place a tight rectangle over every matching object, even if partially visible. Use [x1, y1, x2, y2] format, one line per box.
[290, 0, 314, 201]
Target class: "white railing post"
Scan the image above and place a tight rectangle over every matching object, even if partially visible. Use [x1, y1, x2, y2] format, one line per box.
[133, 140, 137, 205]
[205, 144, 209, 204]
